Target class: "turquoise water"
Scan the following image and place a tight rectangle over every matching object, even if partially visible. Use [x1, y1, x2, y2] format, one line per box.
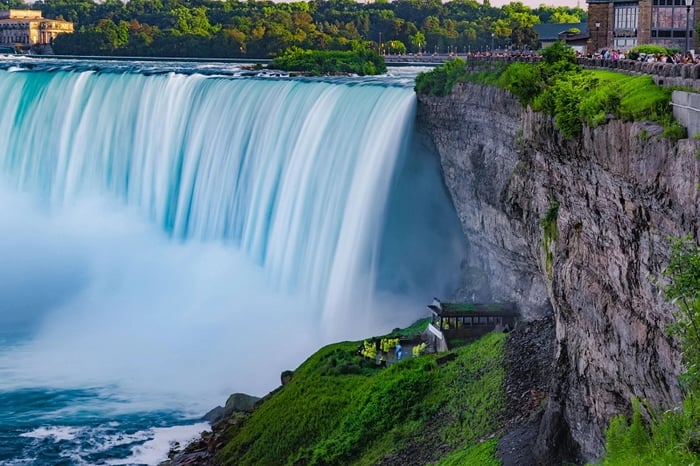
[0, 385, 206, 465]
[0, 59, 464, 464]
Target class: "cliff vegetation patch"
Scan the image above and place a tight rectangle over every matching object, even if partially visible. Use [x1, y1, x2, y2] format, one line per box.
[501, 44, 675, 139]
[416, 41, 679, 140]
[540, 200, 559, 280]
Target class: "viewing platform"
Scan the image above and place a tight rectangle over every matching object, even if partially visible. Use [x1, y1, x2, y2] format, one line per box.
[427, 298, 519, 352]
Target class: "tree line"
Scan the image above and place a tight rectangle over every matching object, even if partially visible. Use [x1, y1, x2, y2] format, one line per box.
[8, 0, 586, 58]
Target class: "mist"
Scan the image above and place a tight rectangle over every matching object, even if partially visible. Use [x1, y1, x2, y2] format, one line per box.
[0, 179, 459, 414]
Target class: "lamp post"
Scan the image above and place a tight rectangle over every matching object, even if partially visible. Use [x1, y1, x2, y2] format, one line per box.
[686, 0, 693, 54]
[595, 21, 600, 53]
[491, 32, 495, 52]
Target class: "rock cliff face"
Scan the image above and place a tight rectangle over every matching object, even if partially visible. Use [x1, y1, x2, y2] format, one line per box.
[417, 82, 700, 462]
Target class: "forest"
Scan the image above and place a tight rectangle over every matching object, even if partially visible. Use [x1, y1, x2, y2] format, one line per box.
[6, 0, 586, 58]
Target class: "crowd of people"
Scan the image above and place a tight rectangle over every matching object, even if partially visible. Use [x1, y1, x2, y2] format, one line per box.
[584, 48, 700, 64]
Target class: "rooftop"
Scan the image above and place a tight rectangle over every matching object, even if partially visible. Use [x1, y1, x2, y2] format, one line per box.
[428, 301, 518, 318]
[534, 22, 589, 41]
[0, 10, 44, 20]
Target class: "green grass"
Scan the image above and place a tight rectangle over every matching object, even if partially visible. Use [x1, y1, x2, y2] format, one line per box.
[598, 395, 700, 466]
[387, 317, 431, 337]
[532, 69, 675, 139]
[438, 438, 501, 466]
[217, 328, 507, 465]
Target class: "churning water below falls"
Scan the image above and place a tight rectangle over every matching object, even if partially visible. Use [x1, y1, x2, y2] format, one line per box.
[0, 59, 465, 464]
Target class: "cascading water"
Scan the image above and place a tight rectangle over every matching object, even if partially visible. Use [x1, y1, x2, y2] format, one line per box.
[0, 61, 465, 464]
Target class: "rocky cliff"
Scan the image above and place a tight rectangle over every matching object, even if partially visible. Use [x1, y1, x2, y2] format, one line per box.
[417, 82, 700, 462]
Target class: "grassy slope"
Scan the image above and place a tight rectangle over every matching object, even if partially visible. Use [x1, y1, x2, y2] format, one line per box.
[217, 325, 506, 465]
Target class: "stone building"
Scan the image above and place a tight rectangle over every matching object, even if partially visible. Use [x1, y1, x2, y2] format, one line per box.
[588, 0, 699, 53]
[0, 10, 73, 47]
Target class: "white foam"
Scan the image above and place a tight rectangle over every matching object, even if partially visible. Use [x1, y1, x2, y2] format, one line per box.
[0, 458, 36, 466]
[20, 425, 82, 442]
[82, 426, 152, 453]
[106, 422, 210, 465]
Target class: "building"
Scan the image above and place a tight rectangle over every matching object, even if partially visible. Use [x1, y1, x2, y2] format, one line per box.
[0, 10, 74, 47]
[534, 22, 590, 53]
[426, 299, 519, 351]
[588, 0, 698, 53]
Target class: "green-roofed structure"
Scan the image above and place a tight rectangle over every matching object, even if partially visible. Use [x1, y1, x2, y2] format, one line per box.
[427, 298, 519, 351]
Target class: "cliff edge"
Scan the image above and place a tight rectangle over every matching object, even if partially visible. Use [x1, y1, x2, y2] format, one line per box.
[417, 82, 700, 462]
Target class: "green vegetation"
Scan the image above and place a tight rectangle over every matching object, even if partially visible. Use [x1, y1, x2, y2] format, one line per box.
[270, 47, 386, 76]
[414, 56, 509, 96]
[600, 237, 700, 464]
[503, 42, 673, 139]
[416, 41, 680, 140]
[217, 328, 507, 465]
[439, 438, 501, 466]
[414, 58, 470, 96]
[540, 199, 559, 280]
[602, 396, 700, 465]
[663, 237, 700, 392]
[388, 318, 430, 337]
[626, 44, 677, 61]
[36, 0, 585, 58]
[663, 121, 688, 141]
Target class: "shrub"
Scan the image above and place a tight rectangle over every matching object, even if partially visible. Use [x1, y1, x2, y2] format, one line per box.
[662, 120, 688, 141]
[549, 73, 602, 138]
[415, 58, 469, 96]
[270, 47, 386, 76]
[541, 39, 578, 67]
[498, 62, 542, 105]
[627, 44, 675, 61]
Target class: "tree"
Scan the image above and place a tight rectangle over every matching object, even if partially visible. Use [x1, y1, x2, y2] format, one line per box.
[409, 31, 425, 52]
[500, 3, 539, 50]
[387, 39, 406, 54]
[551, 10, 580, 23]
[94, 18, 129, 49]
[169, 6, 217, 36]
[541, 39, 577, 66]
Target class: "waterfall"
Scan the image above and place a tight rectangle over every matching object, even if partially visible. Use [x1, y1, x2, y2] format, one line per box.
[0, 67, 464, 405]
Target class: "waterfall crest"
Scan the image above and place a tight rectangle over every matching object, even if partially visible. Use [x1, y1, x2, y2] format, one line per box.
[0, 71, 418, 325]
